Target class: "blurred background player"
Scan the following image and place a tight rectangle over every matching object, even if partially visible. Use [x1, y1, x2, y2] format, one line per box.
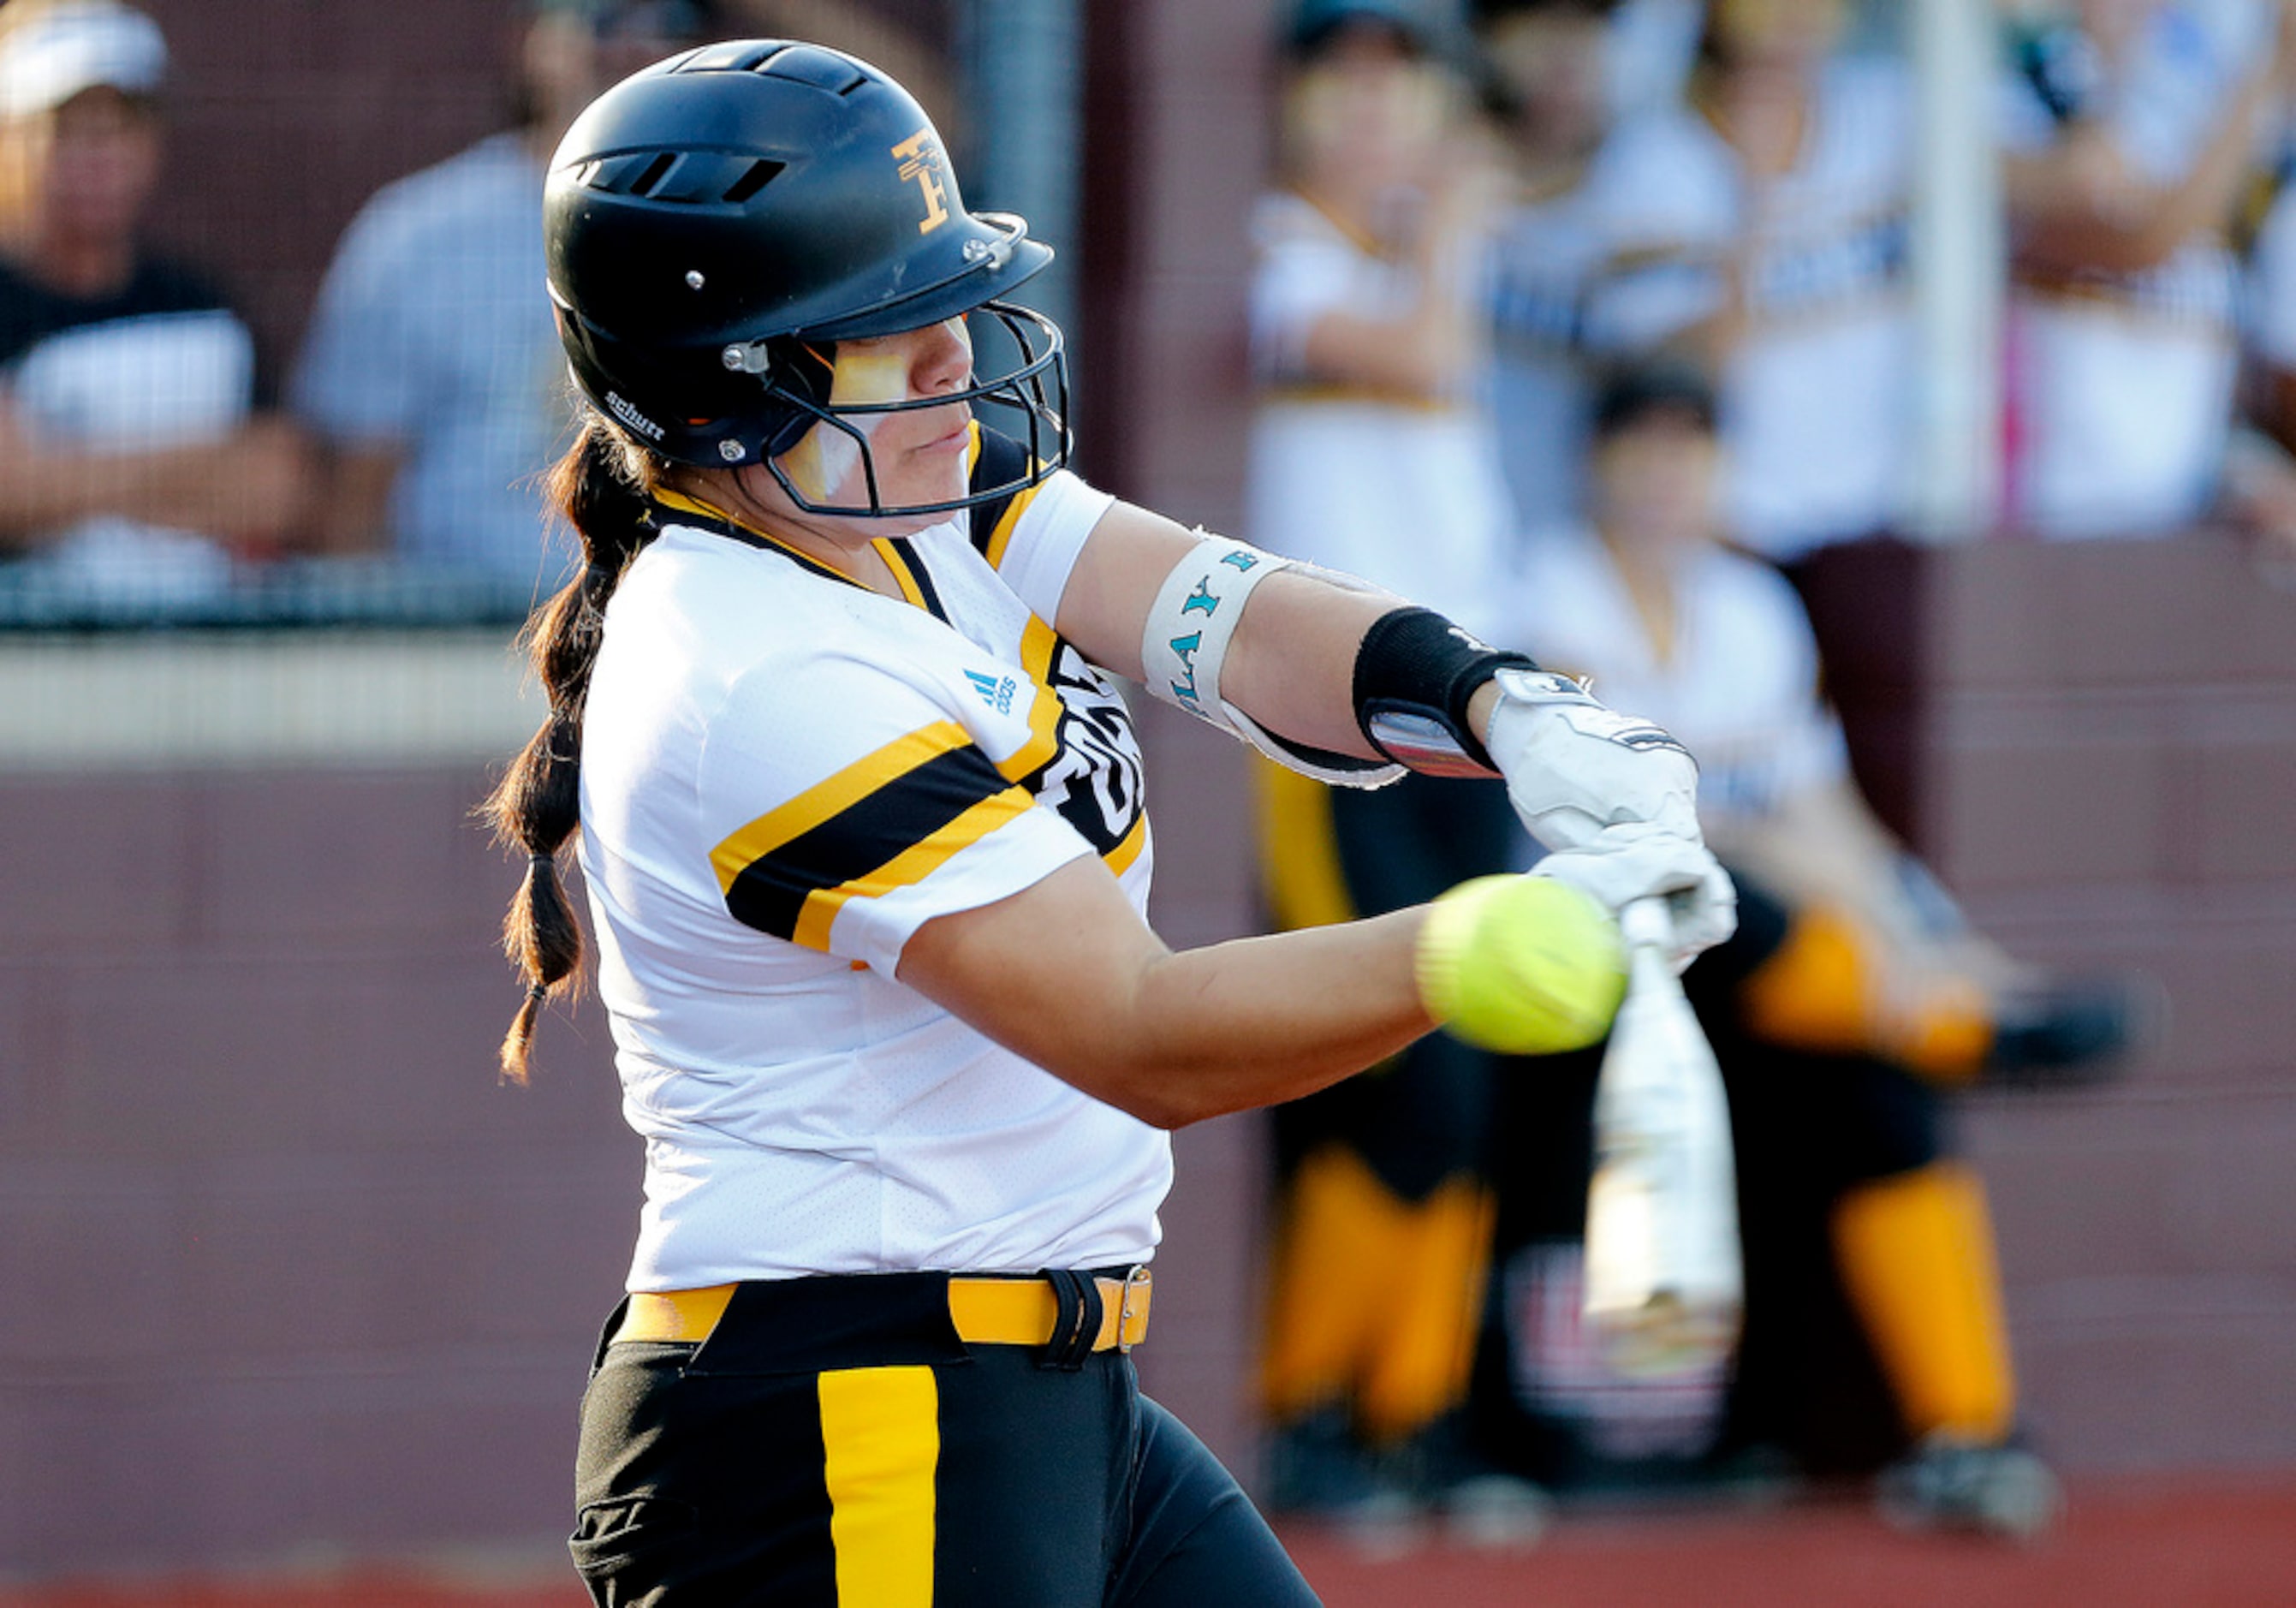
[1577, 0, 1913, 565]
[2002, 0, 2296, 540]
[1476, 0, 1623, 533]
[1242, 0, 1550, 1540]
[1477, 362, 2138, 1536]
[289, 0, 720, 592]
[0, 0, 312, 610]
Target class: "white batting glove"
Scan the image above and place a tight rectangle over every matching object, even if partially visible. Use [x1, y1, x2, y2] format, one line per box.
[1534, 825, 1736, 973]
[1484, 667, 1736, 968]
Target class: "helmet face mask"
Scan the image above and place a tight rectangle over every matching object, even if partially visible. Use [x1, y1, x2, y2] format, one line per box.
[751, 300, 1071, 517]
[544, 40, 1073, 517]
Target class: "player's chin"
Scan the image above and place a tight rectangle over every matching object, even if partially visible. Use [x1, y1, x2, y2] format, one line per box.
[881, 445, 970, 518]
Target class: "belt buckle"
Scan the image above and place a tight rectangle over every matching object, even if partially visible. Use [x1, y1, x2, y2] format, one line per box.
[1116, 1264, 1151, 1354]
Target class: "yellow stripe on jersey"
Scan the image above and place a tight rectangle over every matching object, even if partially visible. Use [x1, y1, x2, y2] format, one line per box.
[712, 721, 1036, 948]
[789, 788, 1036, 951]
[993, 615, 1064, 784]
[819, 1365, 939, 1607]
[982, 479, 1044, 570]
[711, 721, 977, 893]
[1103, 812, 1149, 877]
[650, 487, 864, 582]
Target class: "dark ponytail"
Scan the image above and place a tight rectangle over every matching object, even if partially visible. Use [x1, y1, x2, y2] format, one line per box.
[485, 414, 661, 1081]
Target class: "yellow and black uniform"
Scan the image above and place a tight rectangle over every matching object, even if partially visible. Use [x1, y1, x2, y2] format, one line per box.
[1241, 181, 1531, 1487]
[568, 429, 1315, 1605]
[572, 1271, 1312, 1606]
[1256, 764, 1529, 1456]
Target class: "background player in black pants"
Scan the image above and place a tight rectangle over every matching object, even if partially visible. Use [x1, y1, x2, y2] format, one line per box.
[1474, 364, 2133, 1539]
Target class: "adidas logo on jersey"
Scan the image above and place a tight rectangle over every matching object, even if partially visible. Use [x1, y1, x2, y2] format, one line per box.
[965, 669, 1018, 716]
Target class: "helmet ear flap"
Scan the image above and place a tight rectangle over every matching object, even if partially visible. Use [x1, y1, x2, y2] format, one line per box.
[755, 336, 833, 460]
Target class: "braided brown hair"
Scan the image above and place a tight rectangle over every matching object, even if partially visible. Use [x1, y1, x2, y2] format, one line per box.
[484, 414, 663, 1081]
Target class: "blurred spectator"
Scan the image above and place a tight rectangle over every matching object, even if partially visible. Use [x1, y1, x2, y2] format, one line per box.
[1478, 0, 1623, 530]
[1579, 0, 1914, 562]
[2235, 158, 2296, 559]
[2002, 0, 2294, 539]
[1244, 0, 1547, 1540]
[0, 0, 312, 609]
[291, 0, 718, 589]
[1477, 363, 2141, 1536]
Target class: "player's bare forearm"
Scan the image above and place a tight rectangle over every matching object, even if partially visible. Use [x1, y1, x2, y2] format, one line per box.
[307, 442, 404, 554]
[2011, 63, 2270, 277]
[898, 855, 1433, 1129]
[0, 409, 169, 540]
[1112, 916, 1436, 1126]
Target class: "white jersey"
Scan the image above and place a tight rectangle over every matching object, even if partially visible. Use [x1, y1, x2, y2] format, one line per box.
[577, 429, 1169, 1290]
[1585, 57, 1916, 560]
[1488, 185, 1612, 532]
[1244, 190, 1519, 645]
[1513, 522, 1848, 828]
[2002, 3, 2263, 538]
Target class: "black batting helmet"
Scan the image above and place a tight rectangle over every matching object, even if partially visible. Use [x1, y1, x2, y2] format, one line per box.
[544, 39, 1069, 514]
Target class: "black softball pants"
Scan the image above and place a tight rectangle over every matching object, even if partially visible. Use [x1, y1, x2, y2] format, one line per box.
[570, 1272, 1319, 1607]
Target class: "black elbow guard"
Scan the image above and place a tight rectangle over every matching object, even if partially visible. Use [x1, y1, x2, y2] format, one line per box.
[1352, 607, 1538, 777]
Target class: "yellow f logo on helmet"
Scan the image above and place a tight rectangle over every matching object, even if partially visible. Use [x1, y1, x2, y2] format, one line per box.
[890, 128, 951, 234]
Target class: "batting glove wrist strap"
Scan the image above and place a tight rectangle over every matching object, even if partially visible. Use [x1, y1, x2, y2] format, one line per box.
[1353, 606, 1538, 777]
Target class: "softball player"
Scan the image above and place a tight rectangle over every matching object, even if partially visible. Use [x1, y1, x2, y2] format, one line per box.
[489, 40, 1731, 1605]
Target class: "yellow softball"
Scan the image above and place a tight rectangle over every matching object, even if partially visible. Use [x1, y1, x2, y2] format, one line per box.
[1415, 874, 1628, 1055]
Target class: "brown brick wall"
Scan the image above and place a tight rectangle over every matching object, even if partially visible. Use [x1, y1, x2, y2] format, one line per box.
[1808, 533, 2296, 1473]
[0, 767, 633, 1572]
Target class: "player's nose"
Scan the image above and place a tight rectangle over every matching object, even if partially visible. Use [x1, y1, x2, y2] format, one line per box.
[910, 317, 973, 396]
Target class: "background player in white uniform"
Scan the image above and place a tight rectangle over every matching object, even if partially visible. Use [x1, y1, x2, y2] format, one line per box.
[491, 41, 1731, 1605]
[1479, 0, 1628, 533]
[1483, 365, 2132, 1536]
[1244, 0, 1514, 640]
[1579, 0, 1914, 563]
[2002, 0, 2293, 539]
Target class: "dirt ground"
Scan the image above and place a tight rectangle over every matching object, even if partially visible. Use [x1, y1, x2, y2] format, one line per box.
[3, 1474, 2291, 1608]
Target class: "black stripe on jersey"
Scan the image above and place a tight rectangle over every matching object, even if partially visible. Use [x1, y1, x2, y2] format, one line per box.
[723, 742, 1018, 942]
[884, 537, 947, 621]
[966, 426, 1032, 560]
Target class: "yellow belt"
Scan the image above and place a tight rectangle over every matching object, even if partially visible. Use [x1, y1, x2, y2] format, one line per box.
[612, 1270, 1153, 1354]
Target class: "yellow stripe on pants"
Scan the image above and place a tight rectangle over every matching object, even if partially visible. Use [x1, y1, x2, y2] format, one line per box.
[819, 1365, 939, 1605]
